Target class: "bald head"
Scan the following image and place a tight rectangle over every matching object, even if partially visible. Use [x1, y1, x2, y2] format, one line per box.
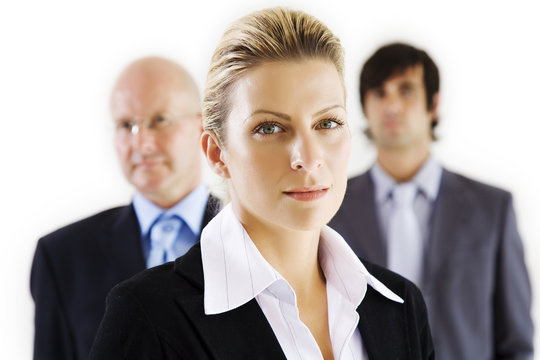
[111, 57, 204, 208]
[111, 57, 200, 117]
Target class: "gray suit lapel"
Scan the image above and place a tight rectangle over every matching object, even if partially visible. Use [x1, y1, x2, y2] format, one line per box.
[331, 173, 386, 265]
[423, 170, 472, 291]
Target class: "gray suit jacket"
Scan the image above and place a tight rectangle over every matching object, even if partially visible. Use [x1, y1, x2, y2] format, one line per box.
[329, 169, 534, 360]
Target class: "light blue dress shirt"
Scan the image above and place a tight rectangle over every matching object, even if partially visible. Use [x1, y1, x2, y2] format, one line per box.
[132, 184, 209, 264]
[370, 156, 442, 250]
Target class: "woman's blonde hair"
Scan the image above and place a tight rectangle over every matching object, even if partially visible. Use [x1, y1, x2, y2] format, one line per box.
[202, 7, 344, 145]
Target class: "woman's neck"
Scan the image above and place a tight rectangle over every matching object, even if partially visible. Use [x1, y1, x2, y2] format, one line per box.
[249, 223, 323, 290]
[235, 208, 324, 296]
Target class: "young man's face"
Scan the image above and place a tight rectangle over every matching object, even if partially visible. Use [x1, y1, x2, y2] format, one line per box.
[364, 64, 437, 152]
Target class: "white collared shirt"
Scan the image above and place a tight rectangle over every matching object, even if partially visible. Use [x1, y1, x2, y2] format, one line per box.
[201, 204, 403, 360]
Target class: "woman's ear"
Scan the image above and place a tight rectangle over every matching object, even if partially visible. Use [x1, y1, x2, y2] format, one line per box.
[201, 130, 230, 178]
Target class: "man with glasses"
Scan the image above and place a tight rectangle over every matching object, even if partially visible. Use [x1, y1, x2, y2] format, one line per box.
[30, 57, 219, 360]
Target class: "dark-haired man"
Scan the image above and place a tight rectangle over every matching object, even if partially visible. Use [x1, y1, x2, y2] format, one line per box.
[30, 57, 219, 360]
[330, 43, 533, 359]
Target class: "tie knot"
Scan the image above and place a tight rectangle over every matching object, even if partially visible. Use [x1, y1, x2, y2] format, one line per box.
[150, 215, 182, 248]
[392, 183, 417, 206]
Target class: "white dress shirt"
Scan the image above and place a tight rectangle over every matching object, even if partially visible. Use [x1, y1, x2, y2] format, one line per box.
[201, 204, 403, 360]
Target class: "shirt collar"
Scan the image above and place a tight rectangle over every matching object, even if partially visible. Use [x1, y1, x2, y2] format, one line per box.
[370, 155, 442, 203]
[201, 204, 403, 316]
[414, 155, 442, 200]
[133, 184, 209, 236]
[319, 226, 404, 305]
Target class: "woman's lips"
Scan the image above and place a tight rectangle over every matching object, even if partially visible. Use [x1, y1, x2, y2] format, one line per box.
[283, 186, 329, 201]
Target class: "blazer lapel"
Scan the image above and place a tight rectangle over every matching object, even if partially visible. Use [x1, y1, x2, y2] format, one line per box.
[176, 297, 286, 359]
[357, 286, 407, 359]
[173, 246, 287, 360]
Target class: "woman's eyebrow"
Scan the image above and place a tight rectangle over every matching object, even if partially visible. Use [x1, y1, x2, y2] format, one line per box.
[244, 110, 291, 123]
[244, 105, 344, 123]
[312, 104, 345, 117]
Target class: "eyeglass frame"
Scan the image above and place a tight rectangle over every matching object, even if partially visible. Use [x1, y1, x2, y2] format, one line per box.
[114, 112, 201, 138]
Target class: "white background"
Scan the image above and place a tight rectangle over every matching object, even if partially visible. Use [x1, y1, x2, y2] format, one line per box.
[1, 0, 538, 357]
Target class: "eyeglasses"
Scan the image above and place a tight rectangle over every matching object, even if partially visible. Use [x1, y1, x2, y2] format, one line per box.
[114, 113, 199, 138]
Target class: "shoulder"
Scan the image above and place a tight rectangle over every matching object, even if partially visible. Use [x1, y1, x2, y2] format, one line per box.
[111, 243, 203, 303]
[37, 205, 132, 249]
[339, 171, 372, 206]
[442, 169, 510, 196]
[90, 259, 194, 359]
[346, 171, 371, 192]
[32, 205, 136, 271]
[440, 169, 513, 208]
[99, 246, 203, 343]
[90, 245, 208, 359]
[108, 263, 184, 311]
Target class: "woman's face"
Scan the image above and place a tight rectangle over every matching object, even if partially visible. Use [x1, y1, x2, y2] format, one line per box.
[213, 59, 350, 232]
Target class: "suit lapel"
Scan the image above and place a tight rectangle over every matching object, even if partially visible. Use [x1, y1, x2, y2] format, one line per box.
[176, 297, 286, 359]
[342, 173, 386, 265]
[357, 286, 408, 359]
[423, 170, 472, 291]
[99, 195, 219, 276]
[99, 205, 146, 276]
[173, 246, 287, 360]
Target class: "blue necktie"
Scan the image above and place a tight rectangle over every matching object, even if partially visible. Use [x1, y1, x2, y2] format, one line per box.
[146, 215, 182, 268]
[387, 183, 422, 285]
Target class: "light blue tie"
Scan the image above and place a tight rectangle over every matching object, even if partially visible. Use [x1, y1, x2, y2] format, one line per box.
[147, 215, 182, 268]
[387, 183, 422, 285]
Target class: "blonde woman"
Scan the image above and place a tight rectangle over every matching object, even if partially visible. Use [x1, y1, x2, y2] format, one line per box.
[90, 7, 434, 360]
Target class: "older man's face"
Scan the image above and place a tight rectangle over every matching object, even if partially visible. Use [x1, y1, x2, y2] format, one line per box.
[111, 72, 202, 208]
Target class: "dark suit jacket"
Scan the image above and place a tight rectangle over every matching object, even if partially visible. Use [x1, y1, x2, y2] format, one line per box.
[89, 243, 434, 359]
[30, 196, 219, 360]
[329, 169, 534, 360]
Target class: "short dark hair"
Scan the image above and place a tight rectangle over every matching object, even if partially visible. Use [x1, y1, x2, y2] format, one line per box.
[360, 42, 440, 140]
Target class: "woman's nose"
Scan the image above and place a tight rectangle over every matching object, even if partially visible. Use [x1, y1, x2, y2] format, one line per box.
[289, 133, 323, 171]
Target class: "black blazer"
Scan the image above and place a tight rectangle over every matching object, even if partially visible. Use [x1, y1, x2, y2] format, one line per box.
[30, 196, 219, 360]
[89, 243, 434, 359]
[329, 170, 534, 359]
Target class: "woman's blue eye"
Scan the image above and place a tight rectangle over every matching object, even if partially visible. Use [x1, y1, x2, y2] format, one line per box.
[319, 120, 335, 129]
[317, 119, 342, 130]
[256, 123, 281, 134]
